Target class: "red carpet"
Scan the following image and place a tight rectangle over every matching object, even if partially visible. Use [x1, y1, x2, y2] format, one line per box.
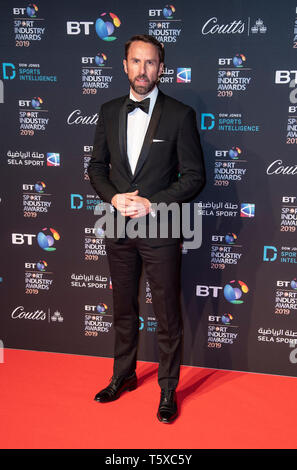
[0, 348, 297, 449]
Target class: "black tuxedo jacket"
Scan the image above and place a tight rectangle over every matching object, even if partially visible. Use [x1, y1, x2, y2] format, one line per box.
[88, 89, 205, 244]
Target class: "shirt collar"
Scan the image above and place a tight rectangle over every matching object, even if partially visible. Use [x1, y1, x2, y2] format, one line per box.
[129, 86, 159, 115]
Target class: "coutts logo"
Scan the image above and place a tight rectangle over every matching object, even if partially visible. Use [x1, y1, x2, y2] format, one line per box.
[202, 17, 245, 35]
[266, 159, 297, 175]
[11, 306, 46, 320]
[67, 109, 99, 125]
[11, 306, 64, 322]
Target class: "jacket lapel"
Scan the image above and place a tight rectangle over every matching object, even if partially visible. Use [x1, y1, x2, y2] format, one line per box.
[118, 95, 133, 179]
[132, 90, 165, 181]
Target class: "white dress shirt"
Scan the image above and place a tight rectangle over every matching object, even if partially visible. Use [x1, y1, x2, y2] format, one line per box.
[127, 86, 158, 175]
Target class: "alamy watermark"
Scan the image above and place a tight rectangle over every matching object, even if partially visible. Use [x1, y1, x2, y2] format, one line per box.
[0, 340, 4, 363]
[94, 202, 203, 249]
[289, 340, 297, 363]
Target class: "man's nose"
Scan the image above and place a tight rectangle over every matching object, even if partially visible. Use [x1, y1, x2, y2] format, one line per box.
[139, 62, 146, 75]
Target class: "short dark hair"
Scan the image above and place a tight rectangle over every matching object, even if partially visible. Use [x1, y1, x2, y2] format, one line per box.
[125, 35, 165, 64]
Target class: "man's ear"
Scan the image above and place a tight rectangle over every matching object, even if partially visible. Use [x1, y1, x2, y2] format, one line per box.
[123, 59, 128, 74]
[158, 62, 164, 78]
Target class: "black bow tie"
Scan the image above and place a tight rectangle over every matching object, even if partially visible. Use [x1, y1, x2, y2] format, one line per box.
[126, 98, 150, 114]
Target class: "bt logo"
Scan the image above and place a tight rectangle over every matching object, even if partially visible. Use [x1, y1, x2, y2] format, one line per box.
[37, 228, 60, 251]
[275, 70, 297, 84]
[23, 181, 46, 193]
[218, 54, 246, 67]
[85, 304, 108, 313]
[25, 260, 48, 271]
[196, 285, 222, 297]
[12, 233, 36, 245]
[12, 229, 61, 251]
[209, 314, 234, 324]
[196, 281, 249, 304]
[212, 233, 238, 244]
[85, 227, 104, 237]
[277, 279, 297, 289]
[13, 4, 38, 17]
[149, 5, 176, 18]
[19, 97, 43, 108]
[67, 12, 121, 41]
[224, 280, 249, 304]
[282, 196, 296, 204]
[215, 147, 242, 159]
[82, 53, 107, 66]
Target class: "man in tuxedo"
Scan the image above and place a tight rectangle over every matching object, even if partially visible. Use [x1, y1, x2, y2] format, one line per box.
[88, 35, 205, 423]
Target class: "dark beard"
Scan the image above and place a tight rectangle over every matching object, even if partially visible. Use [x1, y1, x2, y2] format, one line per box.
[129, 75, 157, 96]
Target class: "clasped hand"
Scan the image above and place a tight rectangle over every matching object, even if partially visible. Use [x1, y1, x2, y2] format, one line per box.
[111, 190, 151, 218]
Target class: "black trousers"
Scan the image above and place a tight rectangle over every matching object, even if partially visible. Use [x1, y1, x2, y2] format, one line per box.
[106, 236, 183, 390]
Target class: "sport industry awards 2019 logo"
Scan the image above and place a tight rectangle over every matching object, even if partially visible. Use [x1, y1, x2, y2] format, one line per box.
[217, 54, 253, 97]
[81, 52, 113, 94]
[13, 3, 46, 46]
[24, 259, 54, 294]
[84, 304, 113, 336]
[22, 180, 52, 217]
[148, 4, 182, 43]
[213, 146, 248, 187]
[18, 96, 49, 136]
[210, 232, 243, 269]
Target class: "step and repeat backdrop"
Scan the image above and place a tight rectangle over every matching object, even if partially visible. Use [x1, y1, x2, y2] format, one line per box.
[1, 0, 297, 377]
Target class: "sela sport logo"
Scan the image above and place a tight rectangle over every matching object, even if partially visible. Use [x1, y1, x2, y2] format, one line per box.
[177, 68, 191, 83]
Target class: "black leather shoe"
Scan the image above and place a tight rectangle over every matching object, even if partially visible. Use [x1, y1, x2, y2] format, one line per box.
[94, 372, 137, 403]
[157, 389, 178, 423]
